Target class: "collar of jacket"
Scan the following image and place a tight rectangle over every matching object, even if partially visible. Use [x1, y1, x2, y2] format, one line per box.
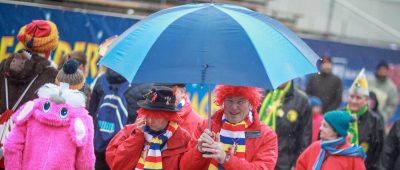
[210, 108, 262, 133]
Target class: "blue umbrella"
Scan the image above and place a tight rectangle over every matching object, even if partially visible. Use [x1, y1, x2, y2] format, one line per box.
[99, 3, 319, 89]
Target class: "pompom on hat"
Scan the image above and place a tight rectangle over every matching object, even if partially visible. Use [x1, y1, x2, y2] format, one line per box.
[17, 20, 59, 59]
[55, 59, 85, 90]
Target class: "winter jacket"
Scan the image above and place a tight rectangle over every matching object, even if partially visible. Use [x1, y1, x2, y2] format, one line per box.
[266, 86, 312, 170]
[345, 109, 384, 170]
[89, 73, 152, 125]
[368, 76, 398, 122]
[0, 52, 57, 114]
[178, 95, 203, 136]
[105, 123, 191, 170]
[180, 109, 278, 170]
[380, 120, 400, 170]
[296, 141, 366, 170]
[306, 72, 343, 113]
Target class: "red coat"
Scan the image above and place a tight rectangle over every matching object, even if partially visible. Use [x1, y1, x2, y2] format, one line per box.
[178, 95, 203, 136]
[105, 123, 191, 170]
[296, 141, 366, 170]
[180, 109, 278, 170]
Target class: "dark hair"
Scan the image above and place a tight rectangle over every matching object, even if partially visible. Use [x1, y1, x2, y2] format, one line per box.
[57, 51, 87, 71]
[376, 60, 389, 70]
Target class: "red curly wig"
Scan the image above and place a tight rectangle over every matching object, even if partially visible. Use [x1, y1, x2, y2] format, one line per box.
[214, 85, 263, 111]
[137, 108, 182, 124]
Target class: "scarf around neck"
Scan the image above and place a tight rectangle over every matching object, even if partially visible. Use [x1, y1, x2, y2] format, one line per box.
[208, 111, 253, 170]
[346, 105, 368, 144]
[313, 137, 366, 170]
[135, 121, 178, 170]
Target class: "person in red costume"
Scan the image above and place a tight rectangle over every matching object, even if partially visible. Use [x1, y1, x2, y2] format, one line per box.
[180, 85, 278, 170]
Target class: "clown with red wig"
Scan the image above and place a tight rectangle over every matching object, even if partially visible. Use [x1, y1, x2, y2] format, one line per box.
[181, 85, 278, 170]
[105, 86, 191, 170]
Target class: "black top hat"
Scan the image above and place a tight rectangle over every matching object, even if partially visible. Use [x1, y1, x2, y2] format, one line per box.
[137, 86, 180, 112]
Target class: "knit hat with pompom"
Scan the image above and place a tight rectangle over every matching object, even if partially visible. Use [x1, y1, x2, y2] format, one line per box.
[55, 59, 85, 90]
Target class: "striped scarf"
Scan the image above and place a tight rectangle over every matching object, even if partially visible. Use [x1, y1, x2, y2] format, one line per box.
[208, 111, 253, 170]
[346, 105, 368, 145]
[135, 121, 179, 170]
[259, 81, 292, 130]
[313, 137, 366, 170]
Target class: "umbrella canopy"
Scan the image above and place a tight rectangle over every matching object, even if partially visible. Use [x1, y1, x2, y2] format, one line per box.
[99, 3, 320, 89]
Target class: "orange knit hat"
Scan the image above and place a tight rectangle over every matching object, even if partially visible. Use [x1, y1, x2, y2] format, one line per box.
[17, 20, 59, 59]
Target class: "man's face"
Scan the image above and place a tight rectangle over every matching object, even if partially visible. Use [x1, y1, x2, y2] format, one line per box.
[223, 96, 251, 124]
[376, 67, 389, 81]
[320, 62, 332, 74]
[348, 92, 368, 112]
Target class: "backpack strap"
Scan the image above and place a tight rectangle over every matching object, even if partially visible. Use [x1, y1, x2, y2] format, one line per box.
[4, 75, 39, 111]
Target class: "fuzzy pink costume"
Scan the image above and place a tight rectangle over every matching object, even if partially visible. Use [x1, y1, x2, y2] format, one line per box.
[3, 84, 95, 170]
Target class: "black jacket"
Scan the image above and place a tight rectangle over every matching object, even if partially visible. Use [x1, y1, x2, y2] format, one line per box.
[88, 73, 152, 125]
[263, 85, 312, 170]
[348, 109, 384, 170]
[306, 72, 342, 113]
[380, 120, 400, 170]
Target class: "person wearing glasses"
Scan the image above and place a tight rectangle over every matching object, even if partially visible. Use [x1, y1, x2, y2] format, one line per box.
[181, 85, 278, 170]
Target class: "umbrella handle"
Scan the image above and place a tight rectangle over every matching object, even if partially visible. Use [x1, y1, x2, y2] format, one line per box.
[207, 84, 212, 130]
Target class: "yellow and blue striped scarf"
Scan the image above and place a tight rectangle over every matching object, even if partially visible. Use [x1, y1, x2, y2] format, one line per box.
[208, 112, 253, 170]
[135, 121, 178, 170]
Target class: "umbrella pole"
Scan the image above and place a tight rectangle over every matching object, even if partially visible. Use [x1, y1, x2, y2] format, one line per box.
[207, 84, 212, 130]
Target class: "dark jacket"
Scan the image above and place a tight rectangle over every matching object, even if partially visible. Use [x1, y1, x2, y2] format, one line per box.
[0, 52, 57, 114]
[380, 120, 400, 170]
[265, 85, 312, 170]
[345, 109, 384, 170]
[306, 72, 342, 113]
[89, 73, 152, 125]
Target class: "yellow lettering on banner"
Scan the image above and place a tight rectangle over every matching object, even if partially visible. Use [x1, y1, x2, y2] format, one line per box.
[86, 43, 99, 79]
[53, 41, 72, 66]
[73, 42, 87, 52]
[0, 36, 14, 62]
[13, 42, 24, 53]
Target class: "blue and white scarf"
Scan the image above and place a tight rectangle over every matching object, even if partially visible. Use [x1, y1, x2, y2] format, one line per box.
[313, 137, 366, 170]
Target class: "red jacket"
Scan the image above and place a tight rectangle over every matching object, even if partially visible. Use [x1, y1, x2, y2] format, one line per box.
[178, 95, 203, 136]
[296, 141, 366, 170]
[180, 109, 278, 170]
[105, 123, 191, 170]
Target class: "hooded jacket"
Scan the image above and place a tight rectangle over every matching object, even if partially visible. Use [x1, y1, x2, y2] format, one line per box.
[178, 95, 203, 136]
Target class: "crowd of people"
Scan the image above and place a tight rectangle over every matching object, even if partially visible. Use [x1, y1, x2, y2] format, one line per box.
[0, 20, 399, 170]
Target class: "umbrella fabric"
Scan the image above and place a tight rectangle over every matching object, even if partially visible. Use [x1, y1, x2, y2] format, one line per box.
[99, 3, 319, 89]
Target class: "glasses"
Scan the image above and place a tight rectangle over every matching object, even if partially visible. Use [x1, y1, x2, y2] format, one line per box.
[224, 99, 249, 107]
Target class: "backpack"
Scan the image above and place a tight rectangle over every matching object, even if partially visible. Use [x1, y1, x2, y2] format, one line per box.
[94, 75, 130, 153]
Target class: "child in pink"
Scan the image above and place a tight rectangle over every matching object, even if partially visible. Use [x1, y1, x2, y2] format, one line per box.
[309, 96, 324, 142]
[4, 83, 95, 170]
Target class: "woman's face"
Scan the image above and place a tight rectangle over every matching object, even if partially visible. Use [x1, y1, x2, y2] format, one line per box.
[223, 96, 251, 124]
[145, 116, 169, 131]
[319, 120, 338, 141]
